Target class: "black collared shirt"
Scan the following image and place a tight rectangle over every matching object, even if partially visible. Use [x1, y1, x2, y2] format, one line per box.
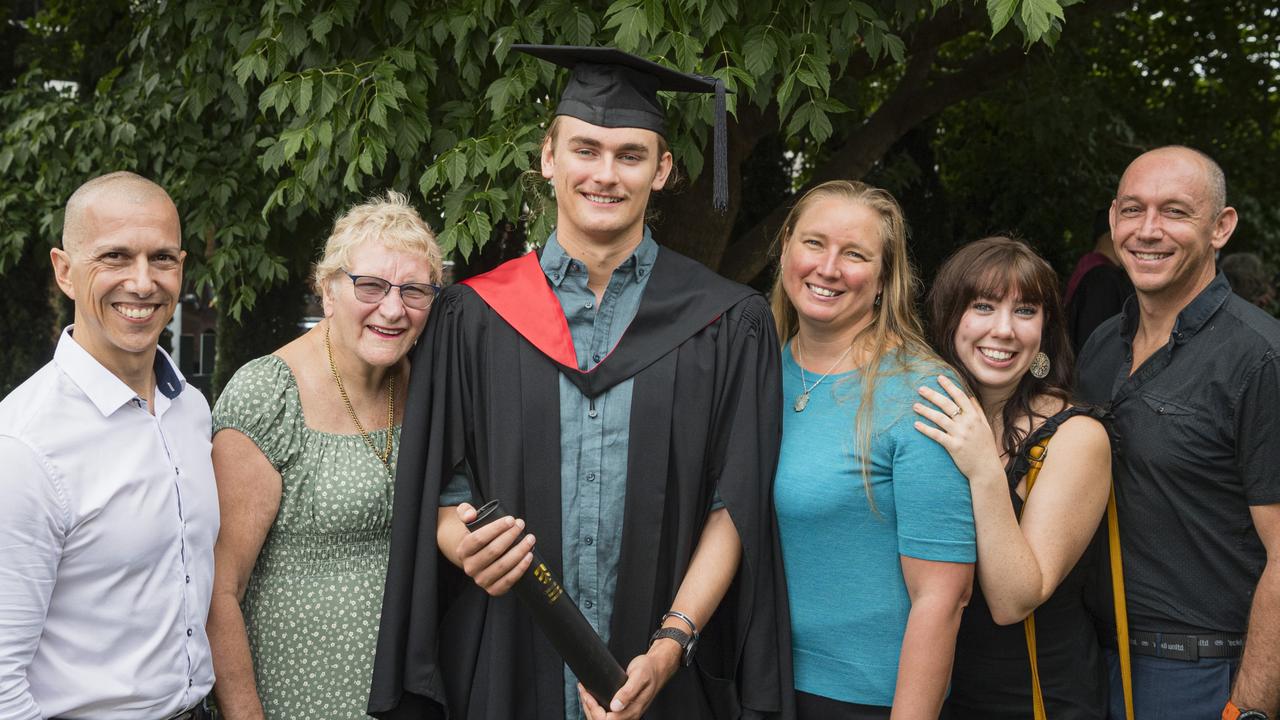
[1077, 272, 1280, 635]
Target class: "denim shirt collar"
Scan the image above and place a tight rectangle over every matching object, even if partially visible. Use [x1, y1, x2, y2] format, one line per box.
[540, 228, 659, 287]
[1119, 271, 1231, 347]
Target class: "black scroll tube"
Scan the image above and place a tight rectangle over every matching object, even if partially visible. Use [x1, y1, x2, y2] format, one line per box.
[465, 499, 628, 707]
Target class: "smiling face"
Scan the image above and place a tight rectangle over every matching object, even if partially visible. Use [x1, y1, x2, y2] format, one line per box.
[321, 241, 436, 370]
[540, 115, 673, 247]
[51, 194, 184, 378]
[779, 196, 885, 338]
[953, 293, 1044, 399]
[1111, 148, 1237, 309]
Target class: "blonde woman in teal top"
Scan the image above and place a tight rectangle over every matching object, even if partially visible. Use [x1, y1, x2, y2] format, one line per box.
[770, 180, 976, 720]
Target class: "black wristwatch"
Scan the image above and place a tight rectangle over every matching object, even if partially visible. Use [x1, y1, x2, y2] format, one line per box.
[1225, 702, 1269, 720]
[649, 626, 698, 666]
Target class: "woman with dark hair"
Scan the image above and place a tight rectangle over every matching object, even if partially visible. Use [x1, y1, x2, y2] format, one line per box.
[913, 236, 1112, 719]
[772, 180, 975, 719]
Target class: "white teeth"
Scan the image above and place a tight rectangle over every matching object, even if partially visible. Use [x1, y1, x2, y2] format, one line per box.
[114, 304, 156, 319]
[370, 326, 404, 336]
[980, 348, 1013, 361]
[808, 284, 841, 298]
[584, 193, 622, 204]
[1135, 252, 1169, 260]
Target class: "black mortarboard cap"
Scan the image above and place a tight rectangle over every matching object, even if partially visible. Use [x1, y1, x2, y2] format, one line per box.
[514, 44, 730, 212]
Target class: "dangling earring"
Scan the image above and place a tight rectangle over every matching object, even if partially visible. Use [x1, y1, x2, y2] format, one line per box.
[874, 292, 882, 308]
[1029, 351, 1050, 379]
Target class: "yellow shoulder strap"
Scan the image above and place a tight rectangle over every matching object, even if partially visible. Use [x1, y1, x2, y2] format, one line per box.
[1108, 487, 1135, 720]
[1019, 436, 1133, 720]
[1021, 438, 1050, 720]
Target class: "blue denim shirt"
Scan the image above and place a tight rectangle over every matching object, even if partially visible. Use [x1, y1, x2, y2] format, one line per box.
[440, 230, 657, 719]
[541, 230, 656, 719]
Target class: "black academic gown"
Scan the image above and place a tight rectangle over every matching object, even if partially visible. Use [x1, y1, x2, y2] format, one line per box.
[368, 248, 795, 720]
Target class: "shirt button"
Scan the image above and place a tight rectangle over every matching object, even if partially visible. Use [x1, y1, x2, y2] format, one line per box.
[586, 473, 596, 482]
[585, 301, 593, 309]
[584, 536, 594, 545]
[588, 409, 598, 419]
[189, 678, 194, 687]
[553, 272, 561, 281]
[638, 268, 647, 277]
[186, 628, 193, 636]
[592, 353, 601, 362]
[185, 575, 191, 584]
[584, 600, 594, 609]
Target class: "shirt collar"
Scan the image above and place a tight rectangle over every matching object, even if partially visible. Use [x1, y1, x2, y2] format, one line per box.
[1118, 271, 1231, 346]
[53, 326, 187, 417]
[540, 228, 660, 287]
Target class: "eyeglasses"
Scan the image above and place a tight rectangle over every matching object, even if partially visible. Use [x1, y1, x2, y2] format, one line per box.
[343, 270, 441, 310]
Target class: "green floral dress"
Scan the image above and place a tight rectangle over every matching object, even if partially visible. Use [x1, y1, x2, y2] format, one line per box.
[213, 355, 399, 720]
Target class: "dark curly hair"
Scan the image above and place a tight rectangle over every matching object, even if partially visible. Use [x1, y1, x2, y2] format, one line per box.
[927, 236, 1075, 459]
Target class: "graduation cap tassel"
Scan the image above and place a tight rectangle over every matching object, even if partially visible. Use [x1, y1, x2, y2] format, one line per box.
[713, 77, 729, 213]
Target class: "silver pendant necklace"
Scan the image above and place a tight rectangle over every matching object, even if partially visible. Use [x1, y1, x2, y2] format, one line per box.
[793, 339, 855, 412]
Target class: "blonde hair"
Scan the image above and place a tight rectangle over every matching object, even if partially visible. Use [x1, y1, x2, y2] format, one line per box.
[769, 180, 948, 509]
[312, 190, 443, 297]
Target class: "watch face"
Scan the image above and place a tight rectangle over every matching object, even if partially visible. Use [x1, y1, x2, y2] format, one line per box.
[681, 635, 698, 666]
[1237, 712, 1268, 720]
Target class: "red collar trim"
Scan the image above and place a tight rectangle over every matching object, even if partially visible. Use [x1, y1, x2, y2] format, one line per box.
[461, 252, 578, 369]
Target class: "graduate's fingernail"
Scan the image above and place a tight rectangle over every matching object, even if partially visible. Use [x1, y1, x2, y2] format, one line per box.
[611, 699, 626, 712]
[515, 518, 525, 529]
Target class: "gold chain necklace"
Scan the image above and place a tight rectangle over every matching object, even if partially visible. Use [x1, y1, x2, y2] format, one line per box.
[325, 324, 395, 470]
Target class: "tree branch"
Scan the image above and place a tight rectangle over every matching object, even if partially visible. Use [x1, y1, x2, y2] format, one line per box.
[718, 0, 1132, 283]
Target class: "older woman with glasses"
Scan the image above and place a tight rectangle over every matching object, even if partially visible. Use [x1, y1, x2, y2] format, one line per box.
[207, 191, 443, 719]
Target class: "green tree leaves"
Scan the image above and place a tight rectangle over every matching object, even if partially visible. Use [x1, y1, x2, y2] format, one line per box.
[1, 0, 1083, 316]
[989, 0, 1070, 45]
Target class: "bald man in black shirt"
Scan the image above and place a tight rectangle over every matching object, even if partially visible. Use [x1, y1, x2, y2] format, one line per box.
[1077, 146, 1280, 720]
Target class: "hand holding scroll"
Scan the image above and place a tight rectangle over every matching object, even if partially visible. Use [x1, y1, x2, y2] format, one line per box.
[453, 502, 536, 597]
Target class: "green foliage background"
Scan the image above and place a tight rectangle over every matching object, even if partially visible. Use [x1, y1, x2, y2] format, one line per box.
[1, 0, 1277, 393]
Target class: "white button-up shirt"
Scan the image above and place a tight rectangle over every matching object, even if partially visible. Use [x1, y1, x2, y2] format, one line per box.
[0, 328, 218, 720]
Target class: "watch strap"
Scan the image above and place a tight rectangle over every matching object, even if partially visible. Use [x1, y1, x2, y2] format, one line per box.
[649, 626, 696, 667]
[650, 626, 691, 649]
[1224, 700, 1270, 720]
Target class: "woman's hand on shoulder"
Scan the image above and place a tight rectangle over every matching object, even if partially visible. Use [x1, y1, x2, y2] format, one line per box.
[912, 375, 1003, 483]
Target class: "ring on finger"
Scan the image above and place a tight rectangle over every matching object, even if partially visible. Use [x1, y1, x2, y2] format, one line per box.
[949, 406, 963, 418]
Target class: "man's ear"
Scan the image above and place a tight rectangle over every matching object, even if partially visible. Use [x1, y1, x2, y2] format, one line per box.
[541, 138, 556, 181]
[1211, 206, 1238, 251]
[50, 247, 76, 300]
[651, 150, 673, 191]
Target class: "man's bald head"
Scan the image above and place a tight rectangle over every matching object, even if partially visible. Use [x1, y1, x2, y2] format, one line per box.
[1120, 145, 1227, 216]
[62, 172, 179, 253]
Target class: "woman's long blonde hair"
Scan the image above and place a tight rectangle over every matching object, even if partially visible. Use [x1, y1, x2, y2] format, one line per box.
[769, 180, 948, 508]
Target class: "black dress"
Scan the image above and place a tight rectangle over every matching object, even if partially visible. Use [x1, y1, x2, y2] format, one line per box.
[945, 406, 1110, 720]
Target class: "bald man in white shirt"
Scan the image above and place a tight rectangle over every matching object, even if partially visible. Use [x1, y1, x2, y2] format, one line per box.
[0, 172, 218, 720]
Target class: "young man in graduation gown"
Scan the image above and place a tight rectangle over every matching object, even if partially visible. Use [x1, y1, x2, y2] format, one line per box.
[369, 46, 794, 720]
